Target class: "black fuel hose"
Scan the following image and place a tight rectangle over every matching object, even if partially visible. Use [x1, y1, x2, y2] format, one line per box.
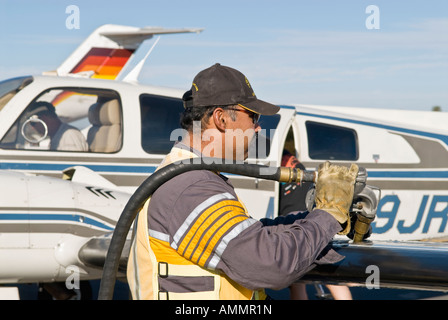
[98, 158, 316, 300]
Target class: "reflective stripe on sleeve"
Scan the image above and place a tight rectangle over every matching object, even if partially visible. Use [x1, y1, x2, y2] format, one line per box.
[207, 218, 258, 269]
[171, 192, 235, 249]
[148, 229, 170, 242]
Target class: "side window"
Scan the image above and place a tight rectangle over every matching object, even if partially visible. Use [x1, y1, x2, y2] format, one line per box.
[140, 94, 184, 154]
[306, 121, 358, 160]
[0, 88, 122, 153]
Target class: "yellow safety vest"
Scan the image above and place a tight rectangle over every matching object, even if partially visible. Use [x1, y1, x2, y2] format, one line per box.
[127, 147, 266, 300]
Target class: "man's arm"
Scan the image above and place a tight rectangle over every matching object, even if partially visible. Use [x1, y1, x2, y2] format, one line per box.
[216, 208, 342, 290]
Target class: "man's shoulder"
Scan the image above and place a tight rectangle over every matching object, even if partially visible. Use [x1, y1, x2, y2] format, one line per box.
[150, 169, 236, 213]
[148, 169, 237, 232]
[60, 122, 81, 133]
[158, 169, 230, 194]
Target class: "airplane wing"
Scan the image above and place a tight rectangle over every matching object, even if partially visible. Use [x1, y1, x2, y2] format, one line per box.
[90, 237, 448, 293]
[302, 239, 448, 292]
[52, 24, 203, 80]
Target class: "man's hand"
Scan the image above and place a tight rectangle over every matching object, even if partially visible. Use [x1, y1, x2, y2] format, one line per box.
[314, 161, 359, 235]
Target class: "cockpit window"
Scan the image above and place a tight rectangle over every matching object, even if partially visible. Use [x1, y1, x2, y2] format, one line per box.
[0, 76, 33, 111]
[0, 87, 122, 153]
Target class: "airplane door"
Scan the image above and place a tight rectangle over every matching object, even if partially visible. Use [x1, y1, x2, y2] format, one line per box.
[277, 111, 315, 217]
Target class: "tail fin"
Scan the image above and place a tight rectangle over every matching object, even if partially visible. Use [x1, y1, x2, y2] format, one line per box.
[52, 24, 203, 80]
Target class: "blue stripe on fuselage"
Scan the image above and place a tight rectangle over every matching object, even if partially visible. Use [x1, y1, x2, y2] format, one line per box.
[0, 213, 113, 231]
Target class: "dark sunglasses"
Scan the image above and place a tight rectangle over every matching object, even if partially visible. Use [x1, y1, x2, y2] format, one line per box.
[225, 107, 260, 124]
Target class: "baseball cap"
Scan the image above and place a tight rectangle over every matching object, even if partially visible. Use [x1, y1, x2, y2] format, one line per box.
[182, 63, 280, 115]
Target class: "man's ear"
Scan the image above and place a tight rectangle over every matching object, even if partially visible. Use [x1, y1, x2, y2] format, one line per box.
[212, 108, 226, 132]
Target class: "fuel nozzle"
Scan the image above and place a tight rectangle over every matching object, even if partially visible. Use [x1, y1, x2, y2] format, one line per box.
[352, 213, 375, 243]
[278, 166, 316, 183]
[351, 184, 381, 243]
[298, 165, 380, 242]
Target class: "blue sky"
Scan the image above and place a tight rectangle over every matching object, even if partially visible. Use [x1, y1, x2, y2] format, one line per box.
[0, 0, 447, 111]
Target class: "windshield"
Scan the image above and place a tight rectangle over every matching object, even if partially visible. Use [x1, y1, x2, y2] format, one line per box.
[0, 76, 34, 111]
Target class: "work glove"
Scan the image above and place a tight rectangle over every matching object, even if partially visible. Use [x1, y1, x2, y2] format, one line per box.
[314, 161, 359, 235]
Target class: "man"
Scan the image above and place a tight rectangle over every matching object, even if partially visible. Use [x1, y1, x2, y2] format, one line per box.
[29, 101, 88, 151]
[127, 63, 358, 300]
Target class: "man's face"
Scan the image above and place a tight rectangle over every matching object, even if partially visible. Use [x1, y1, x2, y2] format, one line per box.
[223, 107, 261, 161]
[30, 117, 47, 136]
[35, 113, 60, 137]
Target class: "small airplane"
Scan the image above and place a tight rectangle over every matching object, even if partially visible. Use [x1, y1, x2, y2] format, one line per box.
[1, 24, 448, 299]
